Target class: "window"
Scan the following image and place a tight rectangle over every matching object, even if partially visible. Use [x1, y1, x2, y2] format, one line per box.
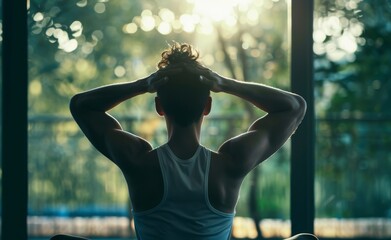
[10, 1, 391, 239]
[314, 0, 391, 237]
[27, 0, 292, 239]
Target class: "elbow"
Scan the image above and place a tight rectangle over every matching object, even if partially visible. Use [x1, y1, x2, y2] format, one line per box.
[295, 95, 307, 111]
[295, 95, 307, 120]
[69, 93, 83, 115]
[290, 94, 307, 118]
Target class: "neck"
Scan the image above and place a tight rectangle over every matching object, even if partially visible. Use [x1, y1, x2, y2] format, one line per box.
[166, 120, 202, 159]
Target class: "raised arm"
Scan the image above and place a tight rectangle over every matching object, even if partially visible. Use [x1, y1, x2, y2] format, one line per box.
[190, 65, 306, 177]
[69, 70, 170, 167]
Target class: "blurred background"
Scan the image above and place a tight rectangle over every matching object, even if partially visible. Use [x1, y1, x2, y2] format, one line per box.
[1, 0, 391, 239]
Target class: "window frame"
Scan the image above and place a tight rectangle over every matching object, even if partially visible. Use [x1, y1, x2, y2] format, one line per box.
[0, 0, 315, 238]
[1, 1, 28, 240]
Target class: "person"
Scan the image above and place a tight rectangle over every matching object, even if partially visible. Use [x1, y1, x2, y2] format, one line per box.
[51, 42, 309, 240]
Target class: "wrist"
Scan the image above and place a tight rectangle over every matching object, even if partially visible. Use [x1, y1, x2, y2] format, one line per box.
[134, 77, 150, 93]
[217, 76, 235, 92]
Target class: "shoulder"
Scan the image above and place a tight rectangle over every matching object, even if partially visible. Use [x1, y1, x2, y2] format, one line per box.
[105, 130, 153, 169]
[117, 148, 162, 182]
[209, 149, 243, 179]
[212, 140, 264, 179]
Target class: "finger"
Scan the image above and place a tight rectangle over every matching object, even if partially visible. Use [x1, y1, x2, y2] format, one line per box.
[146, 72, 157, 85]
[199, 67, 214, 77]
[154, 76, 169, 88]
[199, 75, 213, 87]
[161, 62, 186, 71]
[184, 63, 210, 76]
[148, 76, 169, 93]
[158, 66, 183, 76]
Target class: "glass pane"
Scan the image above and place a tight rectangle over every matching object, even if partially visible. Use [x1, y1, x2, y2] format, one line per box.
[28, 0, 290, 239]
[314, 0, 391, 238]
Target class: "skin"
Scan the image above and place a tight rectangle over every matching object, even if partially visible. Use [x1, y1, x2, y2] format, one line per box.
[52, 63, 307, 239]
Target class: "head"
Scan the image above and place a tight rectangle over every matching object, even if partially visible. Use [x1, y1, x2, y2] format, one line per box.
[155, 42, 211, 127]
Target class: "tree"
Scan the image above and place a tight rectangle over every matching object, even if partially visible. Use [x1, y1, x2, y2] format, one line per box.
[314, 0, 391, 218]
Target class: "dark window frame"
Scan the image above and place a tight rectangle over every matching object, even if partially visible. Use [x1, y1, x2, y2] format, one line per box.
[1, 1, 28, 239]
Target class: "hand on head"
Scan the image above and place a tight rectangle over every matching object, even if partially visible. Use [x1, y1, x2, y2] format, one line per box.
[146, 65, 183, 93]
[146, 63, 224, 93]
[182, 63, 224, 92]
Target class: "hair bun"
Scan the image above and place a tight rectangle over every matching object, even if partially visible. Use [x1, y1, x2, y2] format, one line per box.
[158, 42, 199, 69]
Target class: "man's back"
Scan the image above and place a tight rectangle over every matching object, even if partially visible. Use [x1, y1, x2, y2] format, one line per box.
[131, 144, 234, 240]
[126, 144, 242, 215]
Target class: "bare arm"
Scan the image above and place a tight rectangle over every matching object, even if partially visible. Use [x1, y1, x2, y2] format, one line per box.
[191, 65, 307, 177]
[69, 70, 170, 167]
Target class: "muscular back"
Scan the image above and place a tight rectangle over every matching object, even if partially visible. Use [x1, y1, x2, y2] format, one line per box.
[122, 148, 242, 214]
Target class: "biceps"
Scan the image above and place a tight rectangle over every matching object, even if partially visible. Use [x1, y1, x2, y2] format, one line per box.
[220, 131, 273, 173]
[250, 111, 300, 145]
[219, 112, 300, 175]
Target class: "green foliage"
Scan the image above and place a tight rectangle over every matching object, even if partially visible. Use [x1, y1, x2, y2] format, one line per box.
[27, 0, 293, 219]
[27, 0, 391, 222]
[28, 0, 391, 221]
[314, 0, 391, 218]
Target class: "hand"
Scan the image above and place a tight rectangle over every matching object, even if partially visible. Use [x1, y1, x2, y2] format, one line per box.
[145, 66, 183, 93]
[199, 73, 224, 93]
[145, 72, 167, 93]
[183, 63, 225, 92]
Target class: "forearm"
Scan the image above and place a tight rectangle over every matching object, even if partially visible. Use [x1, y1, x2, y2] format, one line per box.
[70, 77, 149, 113]
[218, 77, 305, 114]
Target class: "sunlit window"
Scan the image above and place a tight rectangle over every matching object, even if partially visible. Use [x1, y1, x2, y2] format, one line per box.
[27, 0, 292, 239]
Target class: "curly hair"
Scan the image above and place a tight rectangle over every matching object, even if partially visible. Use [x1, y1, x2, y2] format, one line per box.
[158, 42, 200, 69]
[156, 42, 210, 127]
